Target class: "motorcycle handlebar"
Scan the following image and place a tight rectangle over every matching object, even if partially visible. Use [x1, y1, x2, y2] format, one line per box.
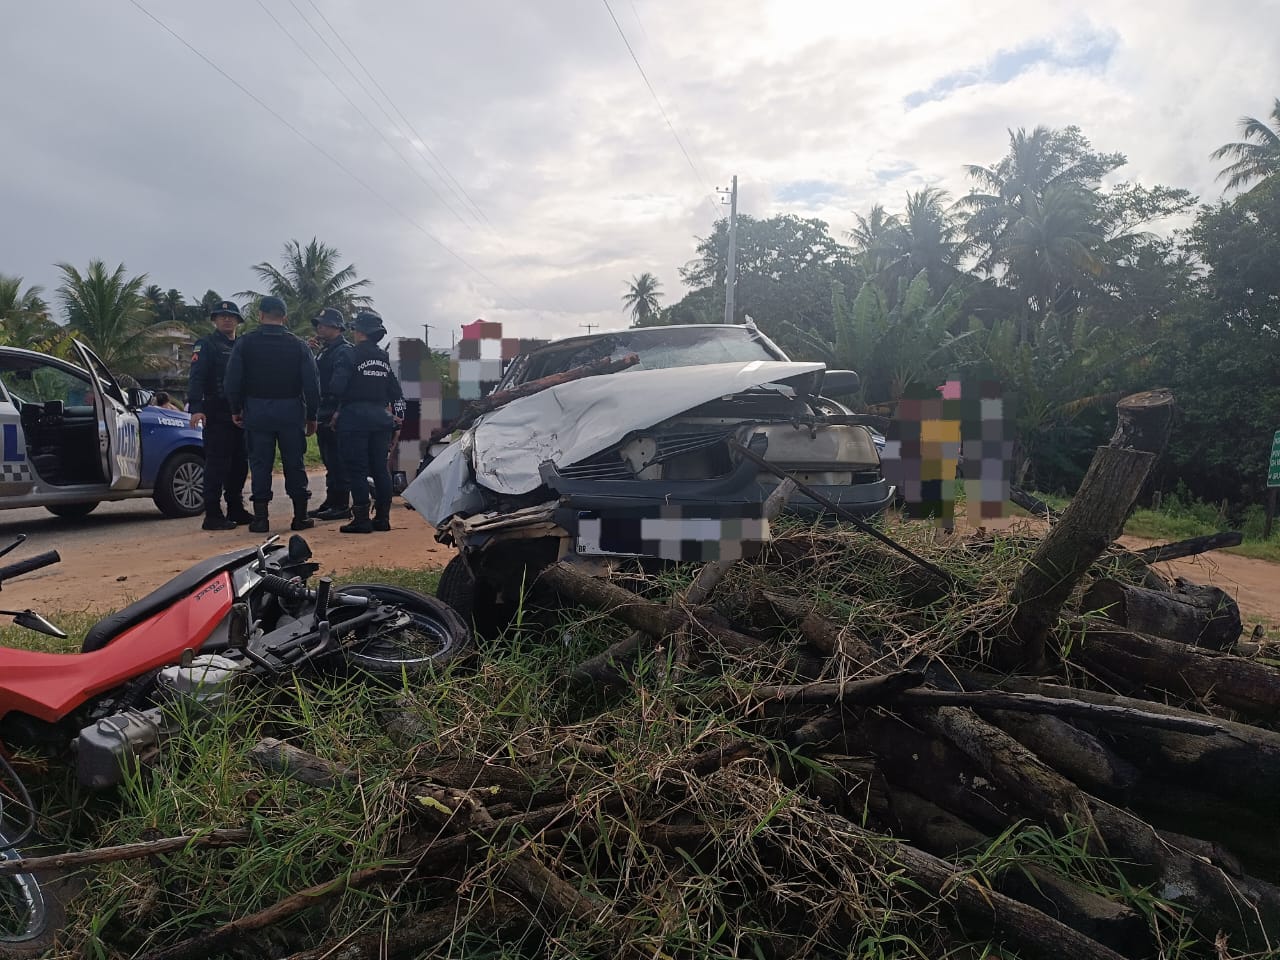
[0, 550, 61, 584]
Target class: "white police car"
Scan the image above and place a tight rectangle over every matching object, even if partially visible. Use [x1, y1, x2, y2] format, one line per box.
[0, 341, 204, 519]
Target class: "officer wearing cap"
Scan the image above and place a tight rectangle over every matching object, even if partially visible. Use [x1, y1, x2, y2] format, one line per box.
[188, 299, 252, 530]
[306, 308, 354, 521]
[223, 296, 321, 533]
[329, 309, 404, 533]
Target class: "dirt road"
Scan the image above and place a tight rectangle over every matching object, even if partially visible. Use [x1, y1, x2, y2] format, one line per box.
[1, 472, 455, 613]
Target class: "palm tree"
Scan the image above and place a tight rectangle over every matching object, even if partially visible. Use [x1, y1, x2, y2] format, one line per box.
[960, 125, 1121, 274]
[161, 288, 186, 324]
[55, 260, 163, 372]
[959, 126, 1123, 343]
[1001, 182, 1106, 336]
[899, 187, 965, 292]
[1211, 97, 1280, 193]
[846, 204, 906, 279]
[143, 283, 165, 318]
[0, 275, 58, 348]
[622, 272, 663, 326]
[243, 238, 373, 332]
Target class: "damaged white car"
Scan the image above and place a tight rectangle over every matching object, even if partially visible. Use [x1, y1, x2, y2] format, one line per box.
[403, 323, 893, 633]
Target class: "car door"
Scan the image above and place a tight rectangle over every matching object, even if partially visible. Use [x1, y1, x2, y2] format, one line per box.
[0, 359, 35, 497]
[71, 340, 142, 491]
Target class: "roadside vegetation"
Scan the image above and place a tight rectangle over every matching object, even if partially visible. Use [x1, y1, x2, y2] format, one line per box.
[1017, 488, 1280, 564]
[7, 536, 1275, 959]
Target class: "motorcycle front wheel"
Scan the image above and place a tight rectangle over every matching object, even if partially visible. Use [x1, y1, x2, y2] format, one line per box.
[332, 583, 472, 680]
[0, 830, 66, 958]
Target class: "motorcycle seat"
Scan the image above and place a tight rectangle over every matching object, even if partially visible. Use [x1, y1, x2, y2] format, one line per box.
[81, 546, 264, 652]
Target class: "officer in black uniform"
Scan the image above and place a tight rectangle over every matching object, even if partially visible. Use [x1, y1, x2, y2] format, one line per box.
[307, 307, 354, 521]
[188, 300, 252, 530]
[330, 309, 403, 534]
[223, 296, 321, 533]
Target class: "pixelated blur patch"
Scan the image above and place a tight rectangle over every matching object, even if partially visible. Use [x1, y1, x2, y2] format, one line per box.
[881, 379, 1015, 528]
[576, 504, 770, 561]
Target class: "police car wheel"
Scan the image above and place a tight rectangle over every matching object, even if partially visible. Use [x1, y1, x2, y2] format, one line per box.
[154, 451, 204, 518]
[45, 502, 99, 519]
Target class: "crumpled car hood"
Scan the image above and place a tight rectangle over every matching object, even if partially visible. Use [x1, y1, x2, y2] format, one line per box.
[404, 360, 825, 523]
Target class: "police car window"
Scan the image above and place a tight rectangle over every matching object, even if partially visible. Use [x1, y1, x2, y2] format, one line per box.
[0, 363, 93, 409]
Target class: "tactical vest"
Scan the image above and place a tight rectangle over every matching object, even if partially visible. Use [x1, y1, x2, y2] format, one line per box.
[241, 327, 305, 399]
[345, 342, 394, 403]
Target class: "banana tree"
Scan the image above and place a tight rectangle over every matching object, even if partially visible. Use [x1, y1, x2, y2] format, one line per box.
[783, 270, 973, 411]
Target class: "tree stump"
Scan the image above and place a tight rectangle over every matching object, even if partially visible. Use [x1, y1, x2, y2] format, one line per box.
[1004, 390, 1174, 669]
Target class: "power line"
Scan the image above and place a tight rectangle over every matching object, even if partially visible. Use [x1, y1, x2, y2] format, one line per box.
[281, 0, 489, 231]
[599, 0, 721, 220]
[127, 0, 531, 311]
[302, 0, 493, 230]
[252, 0, 471, 227]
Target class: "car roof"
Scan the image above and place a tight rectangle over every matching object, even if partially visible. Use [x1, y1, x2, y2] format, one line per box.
[524, 324, 764, 357]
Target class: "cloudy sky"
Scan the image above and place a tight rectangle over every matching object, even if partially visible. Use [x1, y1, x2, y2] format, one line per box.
[3, 1, 1276, 345]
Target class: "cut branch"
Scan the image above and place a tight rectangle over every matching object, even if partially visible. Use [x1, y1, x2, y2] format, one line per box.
[1134, 530, 1244, 564]
[0, 828, 251, 876]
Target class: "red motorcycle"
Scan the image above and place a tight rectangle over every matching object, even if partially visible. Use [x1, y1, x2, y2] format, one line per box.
[0, 532, 469, 952]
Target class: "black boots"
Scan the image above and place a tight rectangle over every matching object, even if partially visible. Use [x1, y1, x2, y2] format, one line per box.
[340, 504, 373, 534]
[371, 500, 391, 532]
[291, 497, 314, 531]
[248, 501, 270, 534]
[306, 495, 334, 519]
[314, 493, 352, 522]
[225, 501, 255, 525]
[201, 511, 236, 531]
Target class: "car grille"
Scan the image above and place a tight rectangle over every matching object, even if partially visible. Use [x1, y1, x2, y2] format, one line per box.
[557, 427, 737, 481]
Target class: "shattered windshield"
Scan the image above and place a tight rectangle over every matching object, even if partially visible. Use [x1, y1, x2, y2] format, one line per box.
[513, 327, 784, 385]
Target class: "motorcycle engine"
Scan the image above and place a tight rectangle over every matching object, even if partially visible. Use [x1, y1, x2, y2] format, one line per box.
[155, 654, 245, 707]
[73, 655, 247, 789]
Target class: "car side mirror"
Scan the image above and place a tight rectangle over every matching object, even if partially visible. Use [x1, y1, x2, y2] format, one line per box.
[821, 369, 860, 396]
[127, 387, 153, 408]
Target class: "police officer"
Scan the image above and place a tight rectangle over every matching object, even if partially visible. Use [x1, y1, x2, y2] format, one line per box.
[307, 308, 354, 521]
[188, 300, 252, 530]
[223, 296, 321, 533]
[330, 309, 403, 534]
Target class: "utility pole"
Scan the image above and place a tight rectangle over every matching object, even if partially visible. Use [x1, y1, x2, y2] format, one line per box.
[422, 323, 433, 348]
[580, 322, 598, 335]
[720, 175, 738, 324]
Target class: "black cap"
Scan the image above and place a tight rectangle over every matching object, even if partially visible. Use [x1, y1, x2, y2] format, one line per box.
[311, 307, 346, 331]
[351, 309, 385, 336]
[209, 300, 244, 323]
[259, 295, 287, 317]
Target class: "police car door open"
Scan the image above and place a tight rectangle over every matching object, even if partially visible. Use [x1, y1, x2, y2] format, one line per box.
[71, 340, 142, 491]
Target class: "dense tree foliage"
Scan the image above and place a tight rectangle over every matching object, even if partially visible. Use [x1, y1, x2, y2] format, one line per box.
[656, 110, 1280, 509]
